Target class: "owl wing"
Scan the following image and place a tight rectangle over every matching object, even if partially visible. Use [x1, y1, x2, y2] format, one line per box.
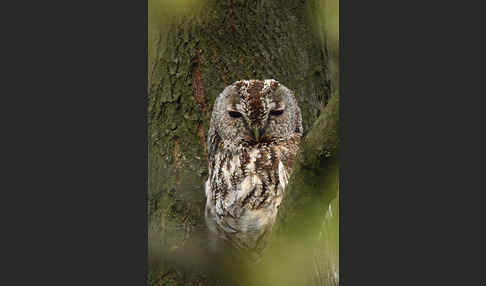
[276, 133, 302, 191]
[207, 113, 222, 169]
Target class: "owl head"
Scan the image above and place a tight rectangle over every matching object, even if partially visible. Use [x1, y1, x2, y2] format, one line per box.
[210, 79, 303, 145]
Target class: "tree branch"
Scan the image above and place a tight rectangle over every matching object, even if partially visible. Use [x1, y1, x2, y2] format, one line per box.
[276, 93, 339, 235]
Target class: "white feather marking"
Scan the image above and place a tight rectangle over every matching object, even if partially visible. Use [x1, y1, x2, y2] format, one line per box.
[263, 79, 275, 92]
[247, 149, 260, 173]
[230, 155, 240, 173]
[278, 160, 288, 190]
[236, 175, 260, 202]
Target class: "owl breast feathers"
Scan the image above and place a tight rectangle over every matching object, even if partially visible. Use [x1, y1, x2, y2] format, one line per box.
[205, 79, 302, 257]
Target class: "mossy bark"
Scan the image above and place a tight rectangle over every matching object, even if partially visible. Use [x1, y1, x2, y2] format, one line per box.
[148, 1, 336, 285]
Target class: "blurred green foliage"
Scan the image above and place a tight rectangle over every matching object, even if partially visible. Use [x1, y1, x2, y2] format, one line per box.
[244, 163, 339, 286]
[308, 0, 339, 54]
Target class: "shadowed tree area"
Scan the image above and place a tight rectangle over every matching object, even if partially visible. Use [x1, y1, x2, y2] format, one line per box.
[148, 0, 339, 285]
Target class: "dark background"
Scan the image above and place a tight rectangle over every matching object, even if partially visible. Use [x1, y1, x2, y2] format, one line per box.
[1, 0, 478, 285]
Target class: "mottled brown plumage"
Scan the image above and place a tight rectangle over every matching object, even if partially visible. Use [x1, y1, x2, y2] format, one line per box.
[205, 80, 302, 258]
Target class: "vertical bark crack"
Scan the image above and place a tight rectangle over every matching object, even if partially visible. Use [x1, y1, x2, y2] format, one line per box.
[191, 47, 206, 113]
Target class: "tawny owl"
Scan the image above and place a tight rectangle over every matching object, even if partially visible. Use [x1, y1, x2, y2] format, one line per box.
[205, 79, 303, 258]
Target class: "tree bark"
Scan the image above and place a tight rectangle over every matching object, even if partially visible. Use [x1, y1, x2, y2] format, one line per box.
[148, 1, 336, 284]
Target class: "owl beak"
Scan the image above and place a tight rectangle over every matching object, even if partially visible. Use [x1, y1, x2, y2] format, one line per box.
[253, 128, 262, 142]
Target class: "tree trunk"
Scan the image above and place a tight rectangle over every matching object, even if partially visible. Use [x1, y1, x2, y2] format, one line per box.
[148, 0, 337, 285]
